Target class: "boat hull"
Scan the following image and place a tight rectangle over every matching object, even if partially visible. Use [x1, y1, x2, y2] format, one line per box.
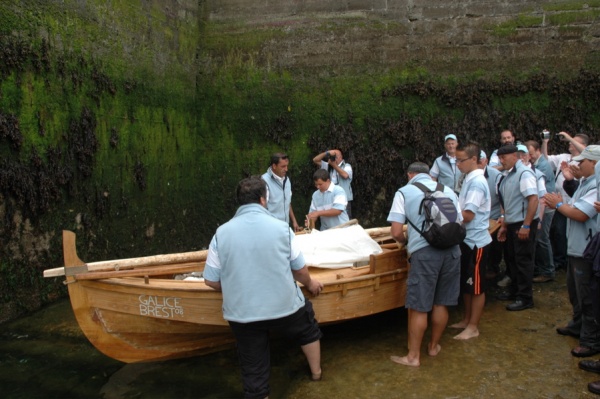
[60, 231, 408, 363]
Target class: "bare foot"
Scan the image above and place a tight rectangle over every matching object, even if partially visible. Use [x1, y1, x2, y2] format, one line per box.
[390, 355, 420, 367]
[453, 326, 480, 340]
[428, 344, 441, 357]
[449, 321, 468, 329]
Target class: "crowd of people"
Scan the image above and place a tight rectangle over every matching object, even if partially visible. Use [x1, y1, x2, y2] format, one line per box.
[201, 133, 600, 398]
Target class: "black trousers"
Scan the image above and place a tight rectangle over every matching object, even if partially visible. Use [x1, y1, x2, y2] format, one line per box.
[504, 220, 538, 301]
[228, 301, 322, 399]
[550, 211, 568, 269]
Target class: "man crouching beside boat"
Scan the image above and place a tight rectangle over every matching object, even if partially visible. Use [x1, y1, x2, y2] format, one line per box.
[204, 176, 324, 398]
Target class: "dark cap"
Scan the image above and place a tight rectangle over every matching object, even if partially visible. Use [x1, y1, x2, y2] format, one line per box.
[497, 144, 518, 155]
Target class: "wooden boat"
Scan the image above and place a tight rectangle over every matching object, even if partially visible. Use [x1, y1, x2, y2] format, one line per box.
[44, 227, 408, 363]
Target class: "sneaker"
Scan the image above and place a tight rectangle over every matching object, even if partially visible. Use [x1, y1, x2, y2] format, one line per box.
[497, 275, 512, 287]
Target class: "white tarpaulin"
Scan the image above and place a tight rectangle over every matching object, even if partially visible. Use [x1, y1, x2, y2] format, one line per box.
[295, 225, 383, 268]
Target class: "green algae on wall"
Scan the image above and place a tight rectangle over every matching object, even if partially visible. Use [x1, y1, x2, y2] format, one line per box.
[3, 0, 600, 324]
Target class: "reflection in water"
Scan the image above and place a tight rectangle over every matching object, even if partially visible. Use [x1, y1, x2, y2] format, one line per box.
[0, 270, 594, 398]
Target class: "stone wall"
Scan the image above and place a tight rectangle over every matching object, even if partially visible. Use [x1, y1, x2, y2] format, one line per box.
[206, 0, 600, 74]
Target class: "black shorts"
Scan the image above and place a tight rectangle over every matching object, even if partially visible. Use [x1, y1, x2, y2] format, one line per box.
[459, 242, 489, 295]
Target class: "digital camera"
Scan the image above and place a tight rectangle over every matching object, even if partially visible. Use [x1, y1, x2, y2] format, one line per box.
[540, 129, 551, 140]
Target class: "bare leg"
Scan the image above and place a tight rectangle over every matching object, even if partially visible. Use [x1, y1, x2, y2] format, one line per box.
[301, 340, 321, 379]
[454, 293, 485, 340]
[391, 308, 427, 367]
[428, 305, 448, 356]
[450, 293, 471, 329]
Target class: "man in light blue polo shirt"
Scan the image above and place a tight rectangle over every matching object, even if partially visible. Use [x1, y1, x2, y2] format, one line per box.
[496, 144, 539, 311]
[387, 162, 461, 367]
[431, 134, 461, 193]
[545, 145, 600, 359]
[313, 148, 354, 217]
[204, 177, 324, 397]
[306, 169, 349, 230]
[261, 153, 302, 231]
[450, 143, 492, 341]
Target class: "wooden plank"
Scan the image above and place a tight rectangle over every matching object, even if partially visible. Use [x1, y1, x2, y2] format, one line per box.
[74, 263, 202, 280]
[43, 231, 208, 278]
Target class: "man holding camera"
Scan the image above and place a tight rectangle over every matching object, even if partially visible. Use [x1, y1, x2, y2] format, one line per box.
[313, 149, 354, 218]
[542, 132, 589, 271]
[526, 140, 557, 283]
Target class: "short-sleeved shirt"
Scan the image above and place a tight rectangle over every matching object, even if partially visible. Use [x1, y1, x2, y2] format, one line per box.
[547, 153, 578, 201]
[204, 204, 306, 323]
[459, 169, 492, 249]
[430, 153, 461, 193]
[498, 160, 538, 224]
[309, 183, 349, 230]
[387, 173, 462, 255]
[567, 176, 598, 257]
[320, 160, 353, 201]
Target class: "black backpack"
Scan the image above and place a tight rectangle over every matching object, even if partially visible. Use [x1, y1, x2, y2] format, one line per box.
[406, 182, 466, 249]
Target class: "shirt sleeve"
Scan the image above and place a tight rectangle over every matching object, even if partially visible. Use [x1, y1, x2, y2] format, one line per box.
[387, 191, 406, 223]
[430, 159, 440, 178]
[343, 163, 353, 181]
[489, 151, 499, 167]
[463, 187, 486, 214]
[573, 188, 598, 218]
[289, 230, 306, 270]
[332, 187, 348, 210]
[520, 171, 538, 197]
[203, 236, 221, 282]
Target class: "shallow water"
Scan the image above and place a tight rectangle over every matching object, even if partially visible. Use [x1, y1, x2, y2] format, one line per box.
[0, 270, 597, 398]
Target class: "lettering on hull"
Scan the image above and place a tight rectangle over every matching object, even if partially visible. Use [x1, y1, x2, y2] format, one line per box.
[138, 295, 184, 318]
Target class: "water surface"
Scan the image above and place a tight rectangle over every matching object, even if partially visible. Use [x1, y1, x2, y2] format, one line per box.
[0, 270, 594, 398]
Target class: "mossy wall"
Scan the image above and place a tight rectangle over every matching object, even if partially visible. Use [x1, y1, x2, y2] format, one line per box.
[2, 0, 600, 322]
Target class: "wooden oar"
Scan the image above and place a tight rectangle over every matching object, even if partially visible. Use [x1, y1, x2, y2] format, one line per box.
[73, 262, 202, 280]
[44, 249, 208, 278]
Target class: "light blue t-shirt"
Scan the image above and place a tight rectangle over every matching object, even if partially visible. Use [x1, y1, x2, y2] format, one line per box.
[309, 183, 349, 230]
[387, 173, 462, 255]
[459, 169, 492, 249]
[567, 176, 598, 257]
[204, 204, 306, 323]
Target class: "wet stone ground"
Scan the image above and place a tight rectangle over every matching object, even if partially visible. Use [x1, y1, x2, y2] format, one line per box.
[0, 269, 598, 398]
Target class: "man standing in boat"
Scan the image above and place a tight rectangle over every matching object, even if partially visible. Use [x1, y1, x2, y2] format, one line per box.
[261, 152, 302, 231]
[204, 176, 324, 398]
[387, 162, 462, 367]
[306, 169, 349, 230]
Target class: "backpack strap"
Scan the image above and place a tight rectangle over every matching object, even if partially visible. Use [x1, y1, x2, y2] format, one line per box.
[412, 181, 432, 193]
